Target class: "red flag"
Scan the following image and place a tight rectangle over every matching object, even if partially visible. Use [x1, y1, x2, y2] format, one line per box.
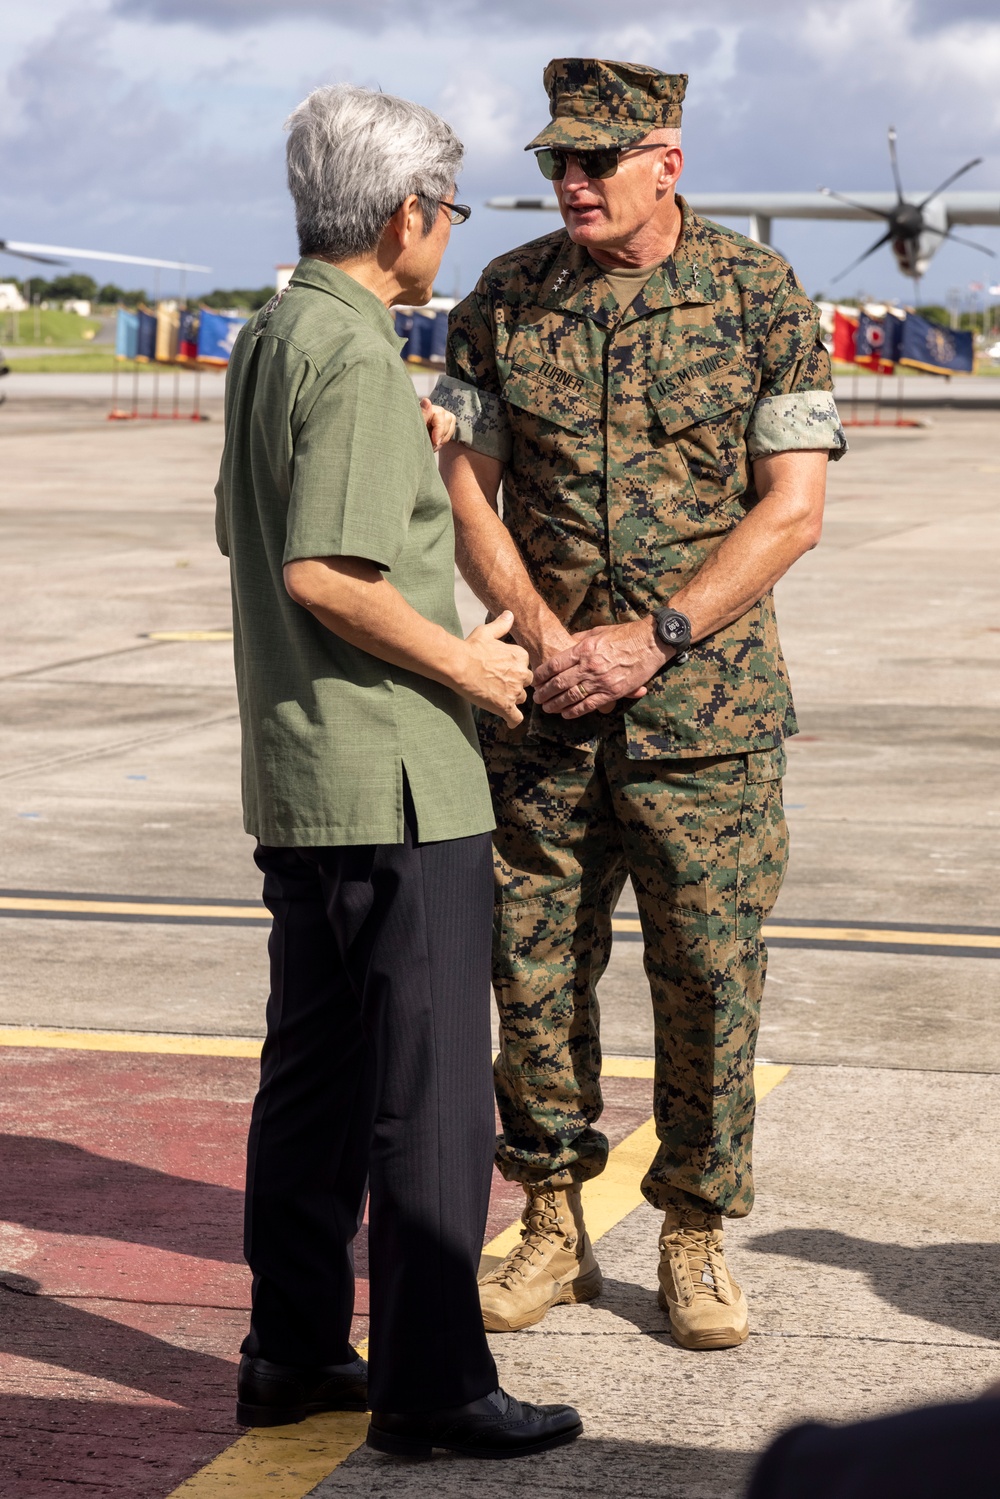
[833, 309, 858, 364]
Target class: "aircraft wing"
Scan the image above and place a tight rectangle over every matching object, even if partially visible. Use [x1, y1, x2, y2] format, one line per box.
[0, 241, 211, 272]
[485, 190, 998, 226]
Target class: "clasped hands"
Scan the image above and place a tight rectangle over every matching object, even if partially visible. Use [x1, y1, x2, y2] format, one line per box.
[532, 617, 673, 720]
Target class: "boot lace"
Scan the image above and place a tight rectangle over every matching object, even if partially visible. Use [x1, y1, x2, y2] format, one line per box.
[661, 1226, 729, 1301]
[484, 1191, 564, 1289]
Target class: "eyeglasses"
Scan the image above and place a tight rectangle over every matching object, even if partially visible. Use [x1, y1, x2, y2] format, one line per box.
[535, 144, 665, 182]
[432, 198, 472, 225]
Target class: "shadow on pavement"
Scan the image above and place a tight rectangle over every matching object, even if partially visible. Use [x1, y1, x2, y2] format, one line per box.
[0, 1132, 371, 1280]
[350, 1434, 753, 1498]
[0, 1130, 245, 1264]
[746, 1229, 1000, 1342]
[556, 1274, 671, 1338]
[0, 1282, 242, 1498]
[0, 1279, 237, 1406]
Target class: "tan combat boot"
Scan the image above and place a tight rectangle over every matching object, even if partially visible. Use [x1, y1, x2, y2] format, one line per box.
[656, 1204, 749, 1350]
[478, 1184, 602, 1332]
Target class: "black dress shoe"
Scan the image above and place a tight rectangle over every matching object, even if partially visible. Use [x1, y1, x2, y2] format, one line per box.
[236, 1352, 368, 1426]
[366, 1387, 582, 1459]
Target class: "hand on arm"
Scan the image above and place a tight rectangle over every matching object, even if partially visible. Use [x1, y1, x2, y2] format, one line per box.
[419, 397, 457, 451]
[283, 556, 532, 727]
[439, 443, 573, 669]
[534, 447, 828, 719]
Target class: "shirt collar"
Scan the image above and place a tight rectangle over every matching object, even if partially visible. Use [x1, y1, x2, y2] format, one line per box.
[288, 257, 403, 348]
[537, 197, 717, 327]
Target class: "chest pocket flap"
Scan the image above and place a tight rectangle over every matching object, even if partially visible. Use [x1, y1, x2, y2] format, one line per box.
[502, 359, 602, 437]
[648, 356, 755, 438]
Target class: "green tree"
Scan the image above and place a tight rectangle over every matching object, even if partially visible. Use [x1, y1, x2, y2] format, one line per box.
[44, 273, 99, 301]
[97, 283, 129, 305]
[200, 285, 275, 311]
[914, 304, 950, 326]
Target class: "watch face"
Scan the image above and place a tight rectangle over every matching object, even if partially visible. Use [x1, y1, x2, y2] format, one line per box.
[662, 615, 687, 642]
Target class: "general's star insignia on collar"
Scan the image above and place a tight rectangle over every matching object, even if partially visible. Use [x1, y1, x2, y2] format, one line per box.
[551, 268, 570, 293]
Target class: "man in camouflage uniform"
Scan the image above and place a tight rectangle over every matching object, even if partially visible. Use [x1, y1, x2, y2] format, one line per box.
[433, 58, 845, 1350]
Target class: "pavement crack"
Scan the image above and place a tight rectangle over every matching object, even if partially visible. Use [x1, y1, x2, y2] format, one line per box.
[0, 640, 166, 682]
[0, 710, 239, 781]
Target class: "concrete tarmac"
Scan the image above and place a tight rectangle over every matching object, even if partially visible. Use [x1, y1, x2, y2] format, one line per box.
[0, 382, 998, 1496]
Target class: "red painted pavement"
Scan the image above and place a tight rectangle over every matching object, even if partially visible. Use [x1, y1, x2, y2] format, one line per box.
[0, 1047, 652, 1497]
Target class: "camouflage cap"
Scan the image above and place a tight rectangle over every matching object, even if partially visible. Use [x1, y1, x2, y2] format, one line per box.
[525, 59, 687, 152]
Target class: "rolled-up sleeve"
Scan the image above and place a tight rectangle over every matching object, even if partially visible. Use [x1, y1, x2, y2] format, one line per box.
[438, 279, 512, 464]
[747, 273, 848, 462]
[429, 374, 512, 463]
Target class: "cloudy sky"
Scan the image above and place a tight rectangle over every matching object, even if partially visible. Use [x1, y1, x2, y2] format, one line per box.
[2, 0, 998, 305]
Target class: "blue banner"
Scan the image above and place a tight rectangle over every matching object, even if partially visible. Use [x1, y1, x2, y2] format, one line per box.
[856, 310, 904, 368]
[899, 312, 974, 375]
[393, 308, 447, 364]
[393, 309, 415, 356]
[196, 309, 247, 364]
[136, 309, 157, 362]
[114, 309, 139, 360]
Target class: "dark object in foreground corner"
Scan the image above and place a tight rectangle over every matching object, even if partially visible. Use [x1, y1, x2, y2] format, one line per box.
[367, 1387, 583, 1460]
[746, 1393, 1000, 1499]
[236, 1352, 368, 1426]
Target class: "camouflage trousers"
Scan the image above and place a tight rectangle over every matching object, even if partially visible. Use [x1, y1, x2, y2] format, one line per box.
[483, 725, 788, 1218]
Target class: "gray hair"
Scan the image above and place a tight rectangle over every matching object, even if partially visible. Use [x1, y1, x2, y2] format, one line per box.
[285, 85, 464, 260]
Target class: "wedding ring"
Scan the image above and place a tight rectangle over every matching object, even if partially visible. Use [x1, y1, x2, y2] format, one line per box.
[575, 683, 589, 703]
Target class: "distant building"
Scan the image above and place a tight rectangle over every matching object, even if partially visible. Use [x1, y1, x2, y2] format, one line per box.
[0, 283, 28, 312]
[275, 265, 296, 294]
[63, 299, 92, 317]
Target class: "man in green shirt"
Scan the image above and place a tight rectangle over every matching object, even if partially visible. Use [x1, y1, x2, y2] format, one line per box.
[215, 83, 580, 1459]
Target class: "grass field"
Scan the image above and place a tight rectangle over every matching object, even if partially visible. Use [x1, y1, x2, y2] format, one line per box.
[1, 308, 103, 346]
[5, 353, 228, 379]
[8, 352, 154, 373]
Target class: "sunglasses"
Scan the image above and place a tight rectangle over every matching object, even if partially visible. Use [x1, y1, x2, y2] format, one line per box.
[535, 143, 665, 182]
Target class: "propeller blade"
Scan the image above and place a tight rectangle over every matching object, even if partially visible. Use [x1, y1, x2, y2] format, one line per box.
[887, 125, 905, 202]
[818, 187, 893, 221]
[933, 228, 997, 258]
[0, 242, 67, 267]
[917, 156, 983, 210]
[1, 241, 210, 273]
[830, 228, 895, 285]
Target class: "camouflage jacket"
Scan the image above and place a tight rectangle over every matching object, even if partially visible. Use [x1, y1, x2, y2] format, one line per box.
[434, 199, 846, 759]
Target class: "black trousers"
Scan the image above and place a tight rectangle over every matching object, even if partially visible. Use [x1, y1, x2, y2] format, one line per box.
[242, 802, 499, 1413]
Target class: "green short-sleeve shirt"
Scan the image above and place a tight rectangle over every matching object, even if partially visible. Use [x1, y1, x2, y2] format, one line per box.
[214, 257, 495, 847]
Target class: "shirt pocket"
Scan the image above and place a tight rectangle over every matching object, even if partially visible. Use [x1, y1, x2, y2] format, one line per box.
[647, 357, 756, 438]
[501, 359, 603, 437]
[647, 358, 756, 490]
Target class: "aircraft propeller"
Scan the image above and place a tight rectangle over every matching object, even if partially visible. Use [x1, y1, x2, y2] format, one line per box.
[0, 240, 210, 274]
[821, 128, 994, 283]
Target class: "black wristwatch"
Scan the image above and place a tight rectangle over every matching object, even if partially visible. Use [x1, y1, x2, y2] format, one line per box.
[653, 606, 692, 663]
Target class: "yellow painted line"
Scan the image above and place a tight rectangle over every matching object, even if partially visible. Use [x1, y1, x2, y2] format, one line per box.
[0, 1024, 787, 1498]
[0, 897, 263, 920]
[764, 924, 1000, 949]
[163, 1064, 790, 1495]
[4, 895, 995, 952]
[0, 1029, 668, 1070]
[613, 917, 1000, 950]
[602, 1055, 653, 1078]
[167, 1407, 370, 1498]
[479, 1062, 789, 1268]
[145, 631, 233, 642]
[0, 1027, 262, 1057]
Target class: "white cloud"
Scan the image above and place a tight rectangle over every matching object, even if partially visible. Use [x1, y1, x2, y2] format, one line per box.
[0, 0, 995, 299]
[437, 74, 525, 160]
